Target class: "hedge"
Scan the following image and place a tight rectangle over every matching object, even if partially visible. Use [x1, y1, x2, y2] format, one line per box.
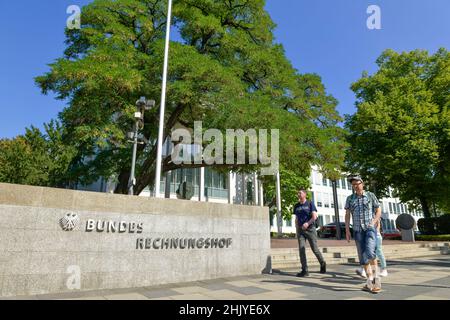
[415, 234, 450, 241]
[418, 215, 450, 235]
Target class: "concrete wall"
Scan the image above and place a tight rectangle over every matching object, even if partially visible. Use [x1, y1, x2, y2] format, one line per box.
[0, 183, 270, 297]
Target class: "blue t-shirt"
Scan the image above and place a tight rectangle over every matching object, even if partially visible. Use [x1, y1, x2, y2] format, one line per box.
[293, 200, 317, 226]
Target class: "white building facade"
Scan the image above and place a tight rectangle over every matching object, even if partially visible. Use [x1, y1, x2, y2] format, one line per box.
[75, 161, 424, 235]
[270, 165, 424, 234]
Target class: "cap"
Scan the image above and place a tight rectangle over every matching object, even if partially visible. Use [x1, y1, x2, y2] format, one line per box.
[348, 175, 364, 183]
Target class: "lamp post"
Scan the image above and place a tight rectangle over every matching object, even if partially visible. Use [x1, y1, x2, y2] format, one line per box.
[331, 179, 341, 240]
[275, 170, 282, 237]
[154, 0, 173, 198]
[128, 97, 155, 195]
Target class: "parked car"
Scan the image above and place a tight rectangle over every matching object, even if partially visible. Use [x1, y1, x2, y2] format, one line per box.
[381, 229, 401, 240]
[318, 222, 353, 239]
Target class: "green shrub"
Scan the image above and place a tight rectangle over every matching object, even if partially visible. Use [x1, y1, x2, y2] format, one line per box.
[416, 234, 450, 241]
[436, 214, 450, 234]
[417, 217, 439, 235]
[270, 232, 297, 239]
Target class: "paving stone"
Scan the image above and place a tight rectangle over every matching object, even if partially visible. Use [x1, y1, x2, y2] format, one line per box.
[172, 286, 214, 295]
[140, 288, 182, 299]
[227, 286, 271, 295]
[104, 293, 149, 300]
[7, 255, 449, 300]
[202, 289, 246, 299]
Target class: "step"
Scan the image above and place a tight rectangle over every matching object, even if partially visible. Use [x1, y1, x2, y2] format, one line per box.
[271, 246, 443, 258]
[270, 246, 448, 269]
[271, 250, 445, 269]
[272, 247, 447, 260]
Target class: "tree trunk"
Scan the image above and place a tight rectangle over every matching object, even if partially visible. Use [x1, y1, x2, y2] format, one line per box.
[114, 170, 130, 194]
[419, 197, 431, 219]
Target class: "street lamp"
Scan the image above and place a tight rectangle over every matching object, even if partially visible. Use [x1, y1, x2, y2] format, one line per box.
[128, 97, 155, 195]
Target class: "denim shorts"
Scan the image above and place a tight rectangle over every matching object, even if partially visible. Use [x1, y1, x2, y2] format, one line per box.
[354, 226, 378, 265]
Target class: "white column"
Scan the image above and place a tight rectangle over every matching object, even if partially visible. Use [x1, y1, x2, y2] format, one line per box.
[242, 174, 247, 205]
[253, 173, 258, 206]
[228, 171, 233, 204]
[259, 178, 264, 207]
[199, 167, 205, 202]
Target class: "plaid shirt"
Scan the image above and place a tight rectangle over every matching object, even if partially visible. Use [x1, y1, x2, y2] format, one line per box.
[345, 191, 380, 232]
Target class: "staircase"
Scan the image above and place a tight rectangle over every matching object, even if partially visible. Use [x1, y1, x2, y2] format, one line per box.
[271, 242, 450, 270]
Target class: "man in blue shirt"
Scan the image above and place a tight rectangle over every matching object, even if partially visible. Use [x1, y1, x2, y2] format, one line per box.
[294, 189, 326, 277]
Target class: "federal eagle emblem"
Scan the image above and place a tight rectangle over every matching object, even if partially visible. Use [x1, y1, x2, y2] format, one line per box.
[59, 213, 80, 231]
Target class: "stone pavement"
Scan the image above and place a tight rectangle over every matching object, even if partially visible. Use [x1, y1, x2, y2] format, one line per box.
[5, 255, 450, 300]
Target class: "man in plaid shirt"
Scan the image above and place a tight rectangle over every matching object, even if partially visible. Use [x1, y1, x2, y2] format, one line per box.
[345, 175, 382, 293]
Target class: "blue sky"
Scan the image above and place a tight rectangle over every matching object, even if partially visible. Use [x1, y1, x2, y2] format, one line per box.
[0, 0, 449, 138]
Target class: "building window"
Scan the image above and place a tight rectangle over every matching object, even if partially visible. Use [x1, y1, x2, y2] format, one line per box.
[204, 168, 228, 198]
[322, 177, 328, 186]
[285, 217, 292, 227]
[314, 171, 321, 185]
[338, 195, 344, 210]
[317, 215, 324, 227]
[389, 202, 393, 214]
[341, 177, 347, 190]
[316, 192, 323, 207]
[335, 179, 341, 189]
[323, 193, 330, 208]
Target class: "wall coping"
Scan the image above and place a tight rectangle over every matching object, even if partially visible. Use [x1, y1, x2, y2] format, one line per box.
[0, 183, 268, 220]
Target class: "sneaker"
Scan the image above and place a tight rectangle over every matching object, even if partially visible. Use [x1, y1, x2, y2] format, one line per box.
[371, 277, 382, 293]
[362, 279, 373, 292]
[296, 270, 309, 277]
[380, 269, 388, 277]
[320, 262, 327, 274]
[356, 267, 367, 278]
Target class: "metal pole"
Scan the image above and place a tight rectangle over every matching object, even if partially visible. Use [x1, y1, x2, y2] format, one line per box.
[164, 140, 171, 198]
[128, 122, 139, 195]
[154, 0, 173, 198]
[331, 180, 341, 239]
[275, 170, 282, 236]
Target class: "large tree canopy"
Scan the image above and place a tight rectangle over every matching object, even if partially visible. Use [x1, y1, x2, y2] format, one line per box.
[345, 48, 450, 217]
[33, 0, 346, 194]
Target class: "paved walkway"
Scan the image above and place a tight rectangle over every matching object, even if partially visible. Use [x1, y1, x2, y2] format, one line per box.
[6, 255, 450, 300]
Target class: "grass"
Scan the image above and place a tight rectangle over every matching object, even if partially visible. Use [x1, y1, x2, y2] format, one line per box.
[415, 234, 450, 241]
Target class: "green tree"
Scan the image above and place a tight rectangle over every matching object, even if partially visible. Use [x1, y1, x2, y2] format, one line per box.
[263, 167, 310, 221]
[346, 49, 450, 218]
[0, 121, 77, 187]
[35, 0, 346, 194]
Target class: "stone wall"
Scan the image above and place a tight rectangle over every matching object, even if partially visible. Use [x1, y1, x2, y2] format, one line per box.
[0, 183, 270, 297]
